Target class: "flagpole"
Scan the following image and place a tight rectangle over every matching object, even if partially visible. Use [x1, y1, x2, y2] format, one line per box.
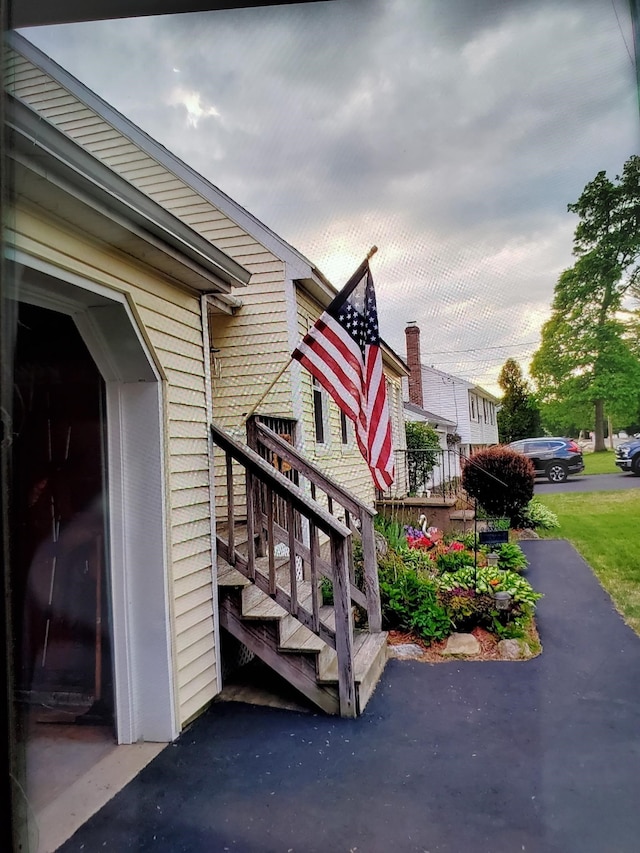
[241, 358, 292, 424]
[239, 246, 378, 426]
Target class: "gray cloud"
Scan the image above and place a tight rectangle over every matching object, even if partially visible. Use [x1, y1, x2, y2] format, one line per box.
[22, 0, 639, 391]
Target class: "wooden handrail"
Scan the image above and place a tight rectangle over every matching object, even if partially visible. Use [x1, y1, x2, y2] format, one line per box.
[254, 422, 377, 519]
[211, 422, 351, 541]
[252, 419, 381, 633]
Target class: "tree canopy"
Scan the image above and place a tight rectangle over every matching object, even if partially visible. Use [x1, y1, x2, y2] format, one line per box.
[531, 155, 640, 450]
[496, 358, 541, 443]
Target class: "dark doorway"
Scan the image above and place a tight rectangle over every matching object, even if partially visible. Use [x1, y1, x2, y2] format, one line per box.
[11, 302, 113, 725]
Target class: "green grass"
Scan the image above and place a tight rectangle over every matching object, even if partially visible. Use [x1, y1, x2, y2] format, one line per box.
[538, 490, 640, 634]
[582, 450, 618, 475]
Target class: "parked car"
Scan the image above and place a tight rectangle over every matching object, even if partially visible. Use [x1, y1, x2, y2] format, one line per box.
[615, 435, 640, 476]
[507, 437, 585, 483]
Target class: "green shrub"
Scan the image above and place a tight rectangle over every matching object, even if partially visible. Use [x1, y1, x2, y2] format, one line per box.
[398, 546, 437, 574]
[438, 588, 495, 631]
[496, 542, 528, 572]
[437, 565, 542, 611]
[373, 515, 407, 551]
[521, 498, 559, 530]
[378, 555, 451, 643]
[462, 446, 535, 525]
[435, 549, 475, 574]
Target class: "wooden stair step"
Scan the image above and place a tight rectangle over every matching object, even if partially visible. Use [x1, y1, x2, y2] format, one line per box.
[317, 631, 387, 684]
[319, 605, 336, 631]
[217, 562, 252, 588]
[279, 622, 327, 653]
[241, 584, 289, 620]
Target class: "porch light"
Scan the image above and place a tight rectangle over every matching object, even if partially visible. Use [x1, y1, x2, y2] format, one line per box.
[493, 591, 512, 611]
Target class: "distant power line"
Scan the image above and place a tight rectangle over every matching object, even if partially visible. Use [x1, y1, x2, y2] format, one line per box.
[423, 340, 539, 357]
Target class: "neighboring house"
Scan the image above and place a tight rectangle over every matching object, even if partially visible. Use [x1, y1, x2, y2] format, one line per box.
[6, 31, 400, 789]
[404, 321, 500, 461]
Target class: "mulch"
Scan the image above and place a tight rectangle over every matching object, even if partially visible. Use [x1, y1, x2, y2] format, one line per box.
[387, 622, 540, 662]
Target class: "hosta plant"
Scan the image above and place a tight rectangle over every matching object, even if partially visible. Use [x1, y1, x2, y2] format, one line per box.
[437, 566, 543, 612]
[496, 542, 528, 572]
[521, 498, 559, 530]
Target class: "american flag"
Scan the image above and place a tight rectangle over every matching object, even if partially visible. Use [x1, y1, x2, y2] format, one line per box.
[292, 261, 395, 490]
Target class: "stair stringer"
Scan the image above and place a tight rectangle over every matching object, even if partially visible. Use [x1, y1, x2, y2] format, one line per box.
[218, 587, 341, 715]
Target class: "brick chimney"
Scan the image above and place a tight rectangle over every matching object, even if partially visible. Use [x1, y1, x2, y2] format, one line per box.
[405, 321, 424, 408]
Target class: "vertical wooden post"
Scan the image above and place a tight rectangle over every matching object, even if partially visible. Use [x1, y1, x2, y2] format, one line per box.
[245, 470, 256, 581]
[225, 453, 235, 565]
[287, 502, 298, 617]
[360, 513, 382, 633]
[267, 491, 276, 595]
[309, 522, 320, 633]
[331, 534, 357, 718]
[246, 416, 266, 557]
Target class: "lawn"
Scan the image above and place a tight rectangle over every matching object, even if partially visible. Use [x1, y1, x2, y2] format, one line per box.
[582, 449, 618, 475]
[538, 490, 640, 634]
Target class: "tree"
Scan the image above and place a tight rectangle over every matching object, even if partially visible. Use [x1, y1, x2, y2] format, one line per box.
[405, 421, 440, 495]
[496, 358, 541, 443]
[531, 156, 640, 451]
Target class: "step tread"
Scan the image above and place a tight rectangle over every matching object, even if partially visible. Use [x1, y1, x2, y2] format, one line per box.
[242, 584, 288, 620]
[217, 563, 252, 587]
[318, 631, 387, 684]
[279, 623, 327, 653]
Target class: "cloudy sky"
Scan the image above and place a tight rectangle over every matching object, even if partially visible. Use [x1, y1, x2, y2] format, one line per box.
[21, 0, 639, 394]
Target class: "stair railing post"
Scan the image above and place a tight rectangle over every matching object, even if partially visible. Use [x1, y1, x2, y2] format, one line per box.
[331, 533, 357, 718]
[360, 513, 382, 633]
[246, 415, 266, 557]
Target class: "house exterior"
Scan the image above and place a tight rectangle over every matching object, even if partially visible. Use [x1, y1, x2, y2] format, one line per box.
[404, 321, 499, 461]
[4, 34, 407, 517]
[6, 30, 403, 773]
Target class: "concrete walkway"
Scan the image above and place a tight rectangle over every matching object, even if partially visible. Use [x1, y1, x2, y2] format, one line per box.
[58, 540, 640, 853]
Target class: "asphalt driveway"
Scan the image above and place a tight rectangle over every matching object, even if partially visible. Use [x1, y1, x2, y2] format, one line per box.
[535, 472, 640, 494]
[59, 540, 640, 853]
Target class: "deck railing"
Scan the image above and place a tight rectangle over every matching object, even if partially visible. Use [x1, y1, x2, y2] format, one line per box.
[380, 447, 462, 500]
[211, 420, 381, 718]
[247, 417, 381, 633]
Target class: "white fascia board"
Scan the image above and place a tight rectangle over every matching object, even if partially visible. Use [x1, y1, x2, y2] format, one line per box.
[9, 97, 250, 291]
[9, 32, 318, 275]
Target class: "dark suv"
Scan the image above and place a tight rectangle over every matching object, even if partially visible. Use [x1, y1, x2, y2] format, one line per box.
[508, 437, 585, 483]
[615, 435, 640, 475]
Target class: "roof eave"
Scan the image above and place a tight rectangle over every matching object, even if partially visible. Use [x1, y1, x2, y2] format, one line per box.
[7, 96, 250, 292]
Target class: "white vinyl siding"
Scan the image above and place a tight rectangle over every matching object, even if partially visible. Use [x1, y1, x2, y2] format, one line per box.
[12, 203, 218, 728]
[5, 49, 279, 275]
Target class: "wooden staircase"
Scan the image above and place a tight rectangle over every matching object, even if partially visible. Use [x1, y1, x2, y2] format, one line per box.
[211, 420, 388, 718]
[217, 549, 388, 716]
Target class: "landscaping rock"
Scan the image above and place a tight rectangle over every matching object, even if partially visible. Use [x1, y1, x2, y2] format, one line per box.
[513, 529, 540, 540]
[498, 639, 529, 660]
[441, 633, 480, 656]
[389, 643, 424, 659]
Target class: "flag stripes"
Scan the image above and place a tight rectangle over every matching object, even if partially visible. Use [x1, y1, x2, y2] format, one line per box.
[292, 263, 394, 491]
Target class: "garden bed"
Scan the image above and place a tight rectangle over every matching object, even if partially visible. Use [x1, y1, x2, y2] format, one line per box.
[387, 621, 542, 663]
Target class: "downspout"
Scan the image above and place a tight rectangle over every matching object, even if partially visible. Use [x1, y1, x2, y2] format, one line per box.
[200, 294, 223, 693]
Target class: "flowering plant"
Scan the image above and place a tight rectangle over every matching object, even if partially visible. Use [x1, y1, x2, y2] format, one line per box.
[405, 526, 434, 550]
[404, 525, 442, 551]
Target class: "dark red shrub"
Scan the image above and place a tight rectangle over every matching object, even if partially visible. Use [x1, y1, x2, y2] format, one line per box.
[461, 446, 535, 525]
